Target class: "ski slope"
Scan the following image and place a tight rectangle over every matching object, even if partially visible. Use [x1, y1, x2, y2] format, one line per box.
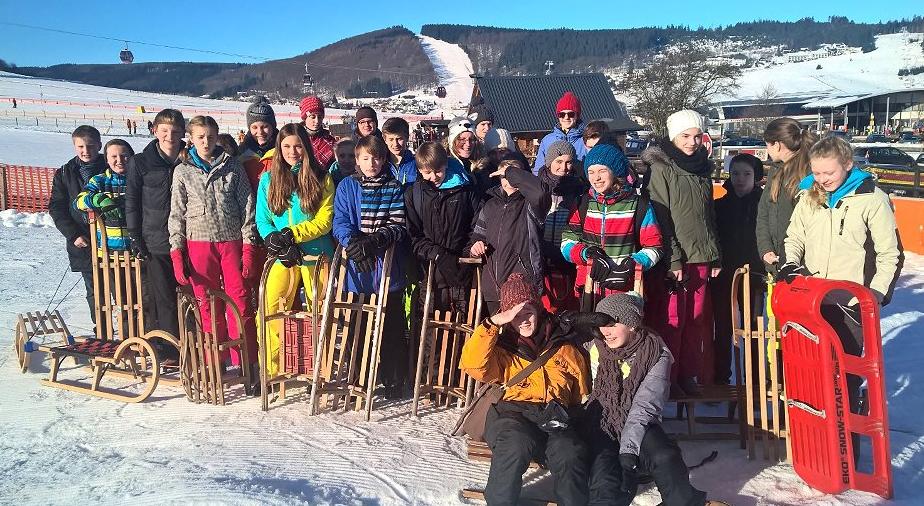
[418, 35, 475, 116]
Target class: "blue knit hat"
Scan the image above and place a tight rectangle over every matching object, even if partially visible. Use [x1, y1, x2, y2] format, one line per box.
[583, 143, 629, 178]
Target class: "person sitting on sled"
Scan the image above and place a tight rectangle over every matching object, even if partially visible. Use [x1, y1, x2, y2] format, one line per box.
[581, 292, 723, 506]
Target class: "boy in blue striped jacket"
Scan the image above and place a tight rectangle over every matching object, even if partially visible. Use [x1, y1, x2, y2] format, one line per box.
[75, 139, 135, 251]
[331, 135, 409, 398]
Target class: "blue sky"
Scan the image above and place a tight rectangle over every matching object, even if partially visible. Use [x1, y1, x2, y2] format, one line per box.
[1, 0, 921, 66]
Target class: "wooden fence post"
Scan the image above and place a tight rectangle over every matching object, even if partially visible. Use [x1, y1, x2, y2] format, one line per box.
[0, 165, 7, 211]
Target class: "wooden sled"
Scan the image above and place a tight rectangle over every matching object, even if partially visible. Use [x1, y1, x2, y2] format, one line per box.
[14, 310, 72, 373]
[255, 254, 329, 411]
[733, 264, 789, 461]
[34, 212, 180, 402]
[411, 257, 483, 416]
[308, 245, 396, 421]
[178, 287, 255, 405]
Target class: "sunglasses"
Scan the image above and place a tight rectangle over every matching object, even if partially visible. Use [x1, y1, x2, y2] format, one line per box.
[558, 112, 576, 119]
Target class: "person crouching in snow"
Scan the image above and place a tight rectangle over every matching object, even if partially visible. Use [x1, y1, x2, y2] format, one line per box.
[780, 135, 903, 462]
[256, 123, 336, 378]
[460, 273, 592, 506]
[560, 143, 662, 299]
[168, 115, 258, 369]
[331, 134, 409, 398]
[582, 292, 717, 506]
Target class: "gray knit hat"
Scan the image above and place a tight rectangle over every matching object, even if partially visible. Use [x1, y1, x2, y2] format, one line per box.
[545, 139, 576, 163]
[247, 96, 276, 128]
[595, 291, 644, 328]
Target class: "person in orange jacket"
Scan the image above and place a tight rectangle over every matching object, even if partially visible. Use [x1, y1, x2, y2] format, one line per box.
[460, 272, 591, 506]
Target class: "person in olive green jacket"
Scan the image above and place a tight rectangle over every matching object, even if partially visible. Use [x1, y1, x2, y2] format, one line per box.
[641, 110, 720, 395]
[756, 117, 819, 274]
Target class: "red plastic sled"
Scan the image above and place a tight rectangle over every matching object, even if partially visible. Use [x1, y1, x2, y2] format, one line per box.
[772, 276, 892, 499]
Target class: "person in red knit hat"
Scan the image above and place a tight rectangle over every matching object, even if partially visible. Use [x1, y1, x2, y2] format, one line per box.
[533, 91, 589, 174]
[300, 95, 337, 171]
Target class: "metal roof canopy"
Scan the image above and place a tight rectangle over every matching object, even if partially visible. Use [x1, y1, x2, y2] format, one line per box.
[471, 73, 640, 135]
[801, 88, 924, 110]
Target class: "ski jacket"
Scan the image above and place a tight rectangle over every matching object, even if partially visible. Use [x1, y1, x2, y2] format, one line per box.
[75, 169, 130, 251]
[405, 171, 481, 288]
[533, 122, 588, 174]
[238, 149, 274, 197]
[716, 182, 765, 275]
[460, 317, 591, 407]
[467, 168, 551, 302]
[756, 167, 798, 270]
[538, 169, 587, 265]
[49, 155, 107, 271]
[125, 140, 181, 255]
[642, 146, 720, 270]
[784, 170, 903, 305]
[168, 150, 257, 250]
[331, 174, 408, 294]
[308, 128, 336, 170]
[389, 149, 419, 187]
[255, 168, 336, 261]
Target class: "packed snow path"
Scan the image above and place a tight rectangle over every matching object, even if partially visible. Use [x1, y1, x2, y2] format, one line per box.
[418, 35, 475, 115]
[1, 215, 923, 504]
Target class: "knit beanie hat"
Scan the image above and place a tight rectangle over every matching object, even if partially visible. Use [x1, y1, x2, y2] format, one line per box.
[355, 106, 378, 124]
[247, 96, 276, 128]
[300, 95, 324, 120]
[499, 272, 540, 312]
[583, 143, 629, 178]
[483, 128, 515, 151]
[472, 104, 495, 125]
[545, 139, 576, 163]
[556, 91, 582, 119]
[666, 109, 704, 141]
[595, 291, 644, 328]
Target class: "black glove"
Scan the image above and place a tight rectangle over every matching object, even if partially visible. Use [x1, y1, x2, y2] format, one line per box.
[435, 253, 461, 286]
[354, 255, 376, 273]
[776, 262, 809, 284]
[278, 244, 302, 268]
[368, 229, 393, 250]
[602, 257, 635, 290]
[558, 310, 615, 344]
[346, 234, 374, 263]
[586, 247, 616, 282]
[130, 237, 149, 260]
[619, 453, 640, 494]
[265, 228, 295, 257]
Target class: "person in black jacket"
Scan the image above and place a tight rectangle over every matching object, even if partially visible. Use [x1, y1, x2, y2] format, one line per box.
[467, 158, 551, 313]
[406, 143, 481, 311]
[711, 153, 766, 385]
[49, 125, 107, 328]
[125, 109, 185, 347]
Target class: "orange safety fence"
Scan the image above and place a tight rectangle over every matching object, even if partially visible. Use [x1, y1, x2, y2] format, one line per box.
[1, 164, 57, 212]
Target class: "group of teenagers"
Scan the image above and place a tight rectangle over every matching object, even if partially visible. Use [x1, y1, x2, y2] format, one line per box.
[48, 89, 903, 506]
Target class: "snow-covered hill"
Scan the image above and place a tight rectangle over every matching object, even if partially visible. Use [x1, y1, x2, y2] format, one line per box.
[418, 35, 475, 116]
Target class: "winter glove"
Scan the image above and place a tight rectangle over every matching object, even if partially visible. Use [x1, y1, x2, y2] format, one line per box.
[241, 244, 257, 280]
[585, 246, 616, 282]
[346, 234, 374, 263]
[368, 229, 393, 251]
[558, 310, 614, 344]
[170, 249, 191, 286]
[435, 253, 462, 287]
[618, 453, 640, 494]
[264, 227, 295, 257]
[278, 244, 302, 268]
[776, 262, 809, 284]
[90, 194, 123, 222]
[602, 257, 635, 291]
[354, 255, 377, 273]
[130, 237, 149, 260]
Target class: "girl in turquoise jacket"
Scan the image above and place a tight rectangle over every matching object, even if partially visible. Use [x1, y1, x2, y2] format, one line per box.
[256, 123, 335, 377]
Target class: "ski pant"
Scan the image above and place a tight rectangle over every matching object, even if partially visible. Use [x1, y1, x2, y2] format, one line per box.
[710, 270, 767, 385]
[820, 293, 865, 464]
[484, 400, 589, 506]
[544, 262, 578, 313]
[144, 253, 179, 355]
[262, 260, 325, 377]
[187, 240, 256, 366]
[377, 292, 409, 389]
[645, 263, 714, 384]
[588, 424, 706, 506]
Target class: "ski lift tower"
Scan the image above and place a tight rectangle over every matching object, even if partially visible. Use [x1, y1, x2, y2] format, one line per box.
[302, 62, 314, 95]
[544, 60, 554, 75]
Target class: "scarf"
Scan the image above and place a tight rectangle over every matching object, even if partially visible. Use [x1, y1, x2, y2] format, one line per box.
[188, 146, 225, 173]
[587, 328, 662, 440]
[77, 158, 102, 186]
[658, 140, 712, 177]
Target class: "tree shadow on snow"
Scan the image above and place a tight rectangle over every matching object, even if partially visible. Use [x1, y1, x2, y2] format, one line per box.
[212, 475, 380, 505]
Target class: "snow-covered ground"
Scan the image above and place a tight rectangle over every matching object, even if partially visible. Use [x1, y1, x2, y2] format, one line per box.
[728, 32, 924, 100]
[1, 214, 922, 504]
[0, 127, 152, 166]
[418, 35, 475, 117]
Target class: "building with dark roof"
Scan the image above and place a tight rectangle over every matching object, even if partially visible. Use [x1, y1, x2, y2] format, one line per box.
[470, 73, 640, 157]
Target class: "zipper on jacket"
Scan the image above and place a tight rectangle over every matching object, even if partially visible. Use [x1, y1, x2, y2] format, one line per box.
[838, 205, 849, 236]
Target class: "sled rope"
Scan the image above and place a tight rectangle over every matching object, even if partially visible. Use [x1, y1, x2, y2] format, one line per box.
[43, 266, 70, 312]
[688, 450, 719, 471]
[787, 399, 826, 419]
[781, 321, 819, 344]
[50, 278, 82, 313]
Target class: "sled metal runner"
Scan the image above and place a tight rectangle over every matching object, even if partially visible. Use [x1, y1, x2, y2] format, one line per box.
[25, 213, 180, 402]
[411, 257, 483, 416]
[178, 287, 254, 406]
[307, 245, 395, 421]
[255, 254, 329, 411]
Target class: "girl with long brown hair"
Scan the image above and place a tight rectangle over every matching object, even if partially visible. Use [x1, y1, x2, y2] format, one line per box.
[255, 122, 336, 377]
[756, 117, 819, 271]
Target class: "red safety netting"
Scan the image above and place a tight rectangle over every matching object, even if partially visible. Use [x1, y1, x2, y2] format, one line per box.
[1, 164, 57, 212]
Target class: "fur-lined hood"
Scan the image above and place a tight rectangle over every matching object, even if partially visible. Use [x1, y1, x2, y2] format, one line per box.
[640, 145, 672, 167]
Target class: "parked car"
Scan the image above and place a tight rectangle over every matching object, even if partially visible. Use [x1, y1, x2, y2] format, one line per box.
[897, 132, 922, 144]
[624, 136, 652, 157]
[717, 137, 766, 147]
[864, 134, 891, 143]
[917, 153, 924, 165]
[853, 146, 917, 167]
[826, 130, 852, 141]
